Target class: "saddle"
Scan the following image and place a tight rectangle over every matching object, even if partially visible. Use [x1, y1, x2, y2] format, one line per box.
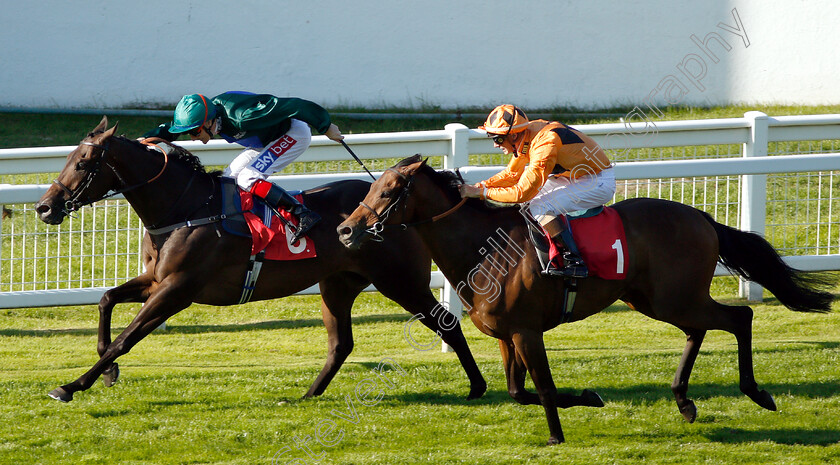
[219, 177, 317, 260]
[522, 205, 629, 322]
[524, 206, 627, 281]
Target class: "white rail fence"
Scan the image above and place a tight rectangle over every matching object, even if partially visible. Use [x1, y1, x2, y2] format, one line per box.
[1, 111, 840, 311]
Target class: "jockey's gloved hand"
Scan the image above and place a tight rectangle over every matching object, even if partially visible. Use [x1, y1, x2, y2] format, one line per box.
[325, 124, 344, 142]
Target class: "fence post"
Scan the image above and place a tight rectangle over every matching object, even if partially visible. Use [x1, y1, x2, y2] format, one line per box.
[740, 111, 768, 301]
[444, 123, 470, 170]
[439, 123, 470, 352]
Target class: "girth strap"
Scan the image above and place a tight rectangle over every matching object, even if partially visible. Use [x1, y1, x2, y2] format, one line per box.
[239, 252, 265, 304]
[145, 213, 237, 235]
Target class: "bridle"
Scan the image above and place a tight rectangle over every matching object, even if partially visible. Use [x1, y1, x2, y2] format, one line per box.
[358, 167, 467, 242]
[52, 137, 170, 215]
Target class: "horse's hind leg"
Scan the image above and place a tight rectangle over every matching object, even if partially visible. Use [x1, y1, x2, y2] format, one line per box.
[377, 285, 487, 400]
[96, 273, 155, 387]
[671, 328, 706, 423]
[726, 304, 777, 411]
[669, 300, 776, 414]
[499, 339, 603, 408]
[303, 272, 368, 398]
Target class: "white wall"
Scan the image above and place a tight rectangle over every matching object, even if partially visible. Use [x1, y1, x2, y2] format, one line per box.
[1, 0, 838, 111]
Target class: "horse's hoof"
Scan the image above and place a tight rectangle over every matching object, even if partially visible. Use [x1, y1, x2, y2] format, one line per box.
[679, 401, 697, 423]
[48, 387, 73, 402]
[546, 435, 565, 445]
[581, 389, 604, 407]
[467, 381, 488, 400]
[102, 363, 120, 387]
[754, 390, 777, 411]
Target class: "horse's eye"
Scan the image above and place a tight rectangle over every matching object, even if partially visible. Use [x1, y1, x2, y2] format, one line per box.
[75, 161, 87, 171]
[381, 190, 393, 199]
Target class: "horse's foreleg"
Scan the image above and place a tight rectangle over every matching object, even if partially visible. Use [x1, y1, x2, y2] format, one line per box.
[380, 288, 486, 400]
[499, 339, 540, 404]
[499, 339, 603, 408]
[671, 328, 706, 423]
[512, 331, 565, 445]
[49, 283, 190, 402]
[303, 274, 367, 398]
[413, 298, 487, 399]
[97, 274, 155, 387]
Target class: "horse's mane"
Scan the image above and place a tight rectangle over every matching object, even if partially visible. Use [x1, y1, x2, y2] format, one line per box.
[397, 154, 520, 213]
[113, 135, 214, 175]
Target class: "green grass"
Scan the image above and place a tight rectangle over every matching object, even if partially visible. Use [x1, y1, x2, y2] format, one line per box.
[0, 287, 838, 464]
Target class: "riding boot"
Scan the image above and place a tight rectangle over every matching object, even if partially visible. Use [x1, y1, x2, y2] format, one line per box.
[251, 180, 321, 243]
[540, 215, 588, 278]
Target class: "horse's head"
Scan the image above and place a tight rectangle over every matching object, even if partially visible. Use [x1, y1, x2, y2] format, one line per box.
[337, 155, 431, 250]
[35, 116, 121, 224]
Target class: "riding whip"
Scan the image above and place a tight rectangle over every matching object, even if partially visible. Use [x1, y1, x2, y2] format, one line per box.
[339, 140, 376, 181]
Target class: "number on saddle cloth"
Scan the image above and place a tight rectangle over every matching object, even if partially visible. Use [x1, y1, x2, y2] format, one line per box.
[522, 206, 627, 280]
[567, 207, 628, 279]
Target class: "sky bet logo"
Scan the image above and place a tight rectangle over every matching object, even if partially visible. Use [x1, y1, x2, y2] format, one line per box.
[252, 135, 297, 172]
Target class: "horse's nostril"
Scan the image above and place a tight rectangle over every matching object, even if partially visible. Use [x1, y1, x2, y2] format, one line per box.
[35, 203, 50, 215]
[337, 225, 352, 237]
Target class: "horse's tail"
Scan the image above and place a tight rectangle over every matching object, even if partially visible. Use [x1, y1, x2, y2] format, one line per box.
[700, 211, 836, 313]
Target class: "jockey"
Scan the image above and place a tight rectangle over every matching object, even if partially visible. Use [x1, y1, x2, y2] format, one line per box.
[459, 104, 616, 278]
[144, 91, 344, 243]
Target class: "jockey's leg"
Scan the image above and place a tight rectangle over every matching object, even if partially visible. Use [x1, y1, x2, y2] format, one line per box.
[225, 119, 319, 243]
[250, 179, 321, 243]
[528, 175, 589, 278]
[539, 214, 588, 278]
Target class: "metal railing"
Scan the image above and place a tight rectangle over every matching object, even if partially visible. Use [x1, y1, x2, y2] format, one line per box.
[2, 112, 840, 310]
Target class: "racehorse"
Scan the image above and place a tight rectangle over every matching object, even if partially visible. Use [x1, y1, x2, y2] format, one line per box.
[336, 154, 836, 444]
[34, 118, 486, 402]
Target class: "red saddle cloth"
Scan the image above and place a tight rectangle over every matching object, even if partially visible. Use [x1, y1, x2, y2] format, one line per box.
[238, 191, 317, 261]
[548, 207, 628, 280]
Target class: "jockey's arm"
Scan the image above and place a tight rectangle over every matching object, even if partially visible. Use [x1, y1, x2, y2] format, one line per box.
[483, 154, 527, 188]
[484, 139, 558, 203]
[141, 123, 180, 142]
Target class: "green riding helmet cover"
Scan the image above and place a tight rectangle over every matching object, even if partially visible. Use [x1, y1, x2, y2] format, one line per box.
[169, 94, 217, 133]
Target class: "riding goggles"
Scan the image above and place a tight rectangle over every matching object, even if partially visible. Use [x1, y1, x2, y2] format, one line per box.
[489, 133, 506, 145]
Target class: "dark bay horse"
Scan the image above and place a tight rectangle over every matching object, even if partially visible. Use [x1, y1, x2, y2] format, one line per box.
[34, 118, 486, 402]
[337, 155, 836, 444]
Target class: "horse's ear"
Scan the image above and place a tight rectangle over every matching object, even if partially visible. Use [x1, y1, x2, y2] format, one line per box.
[102, 121, 119, 139]
[93, 116, 108, 133]
[402, 160, 426, 176]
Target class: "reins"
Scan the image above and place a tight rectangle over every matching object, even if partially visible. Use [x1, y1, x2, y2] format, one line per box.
[54, 137, 171, 214]
[359, 167, 467, 241]
[54, 136, 226, 236]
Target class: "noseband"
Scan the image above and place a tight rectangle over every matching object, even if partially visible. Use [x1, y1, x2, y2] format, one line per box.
[358, 167, 466, 241]
[52, 140, 111, 214]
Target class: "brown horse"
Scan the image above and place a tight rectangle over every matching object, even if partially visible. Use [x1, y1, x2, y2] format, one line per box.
[337, 155, 836, 444]
[34, 118, 486, 402]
